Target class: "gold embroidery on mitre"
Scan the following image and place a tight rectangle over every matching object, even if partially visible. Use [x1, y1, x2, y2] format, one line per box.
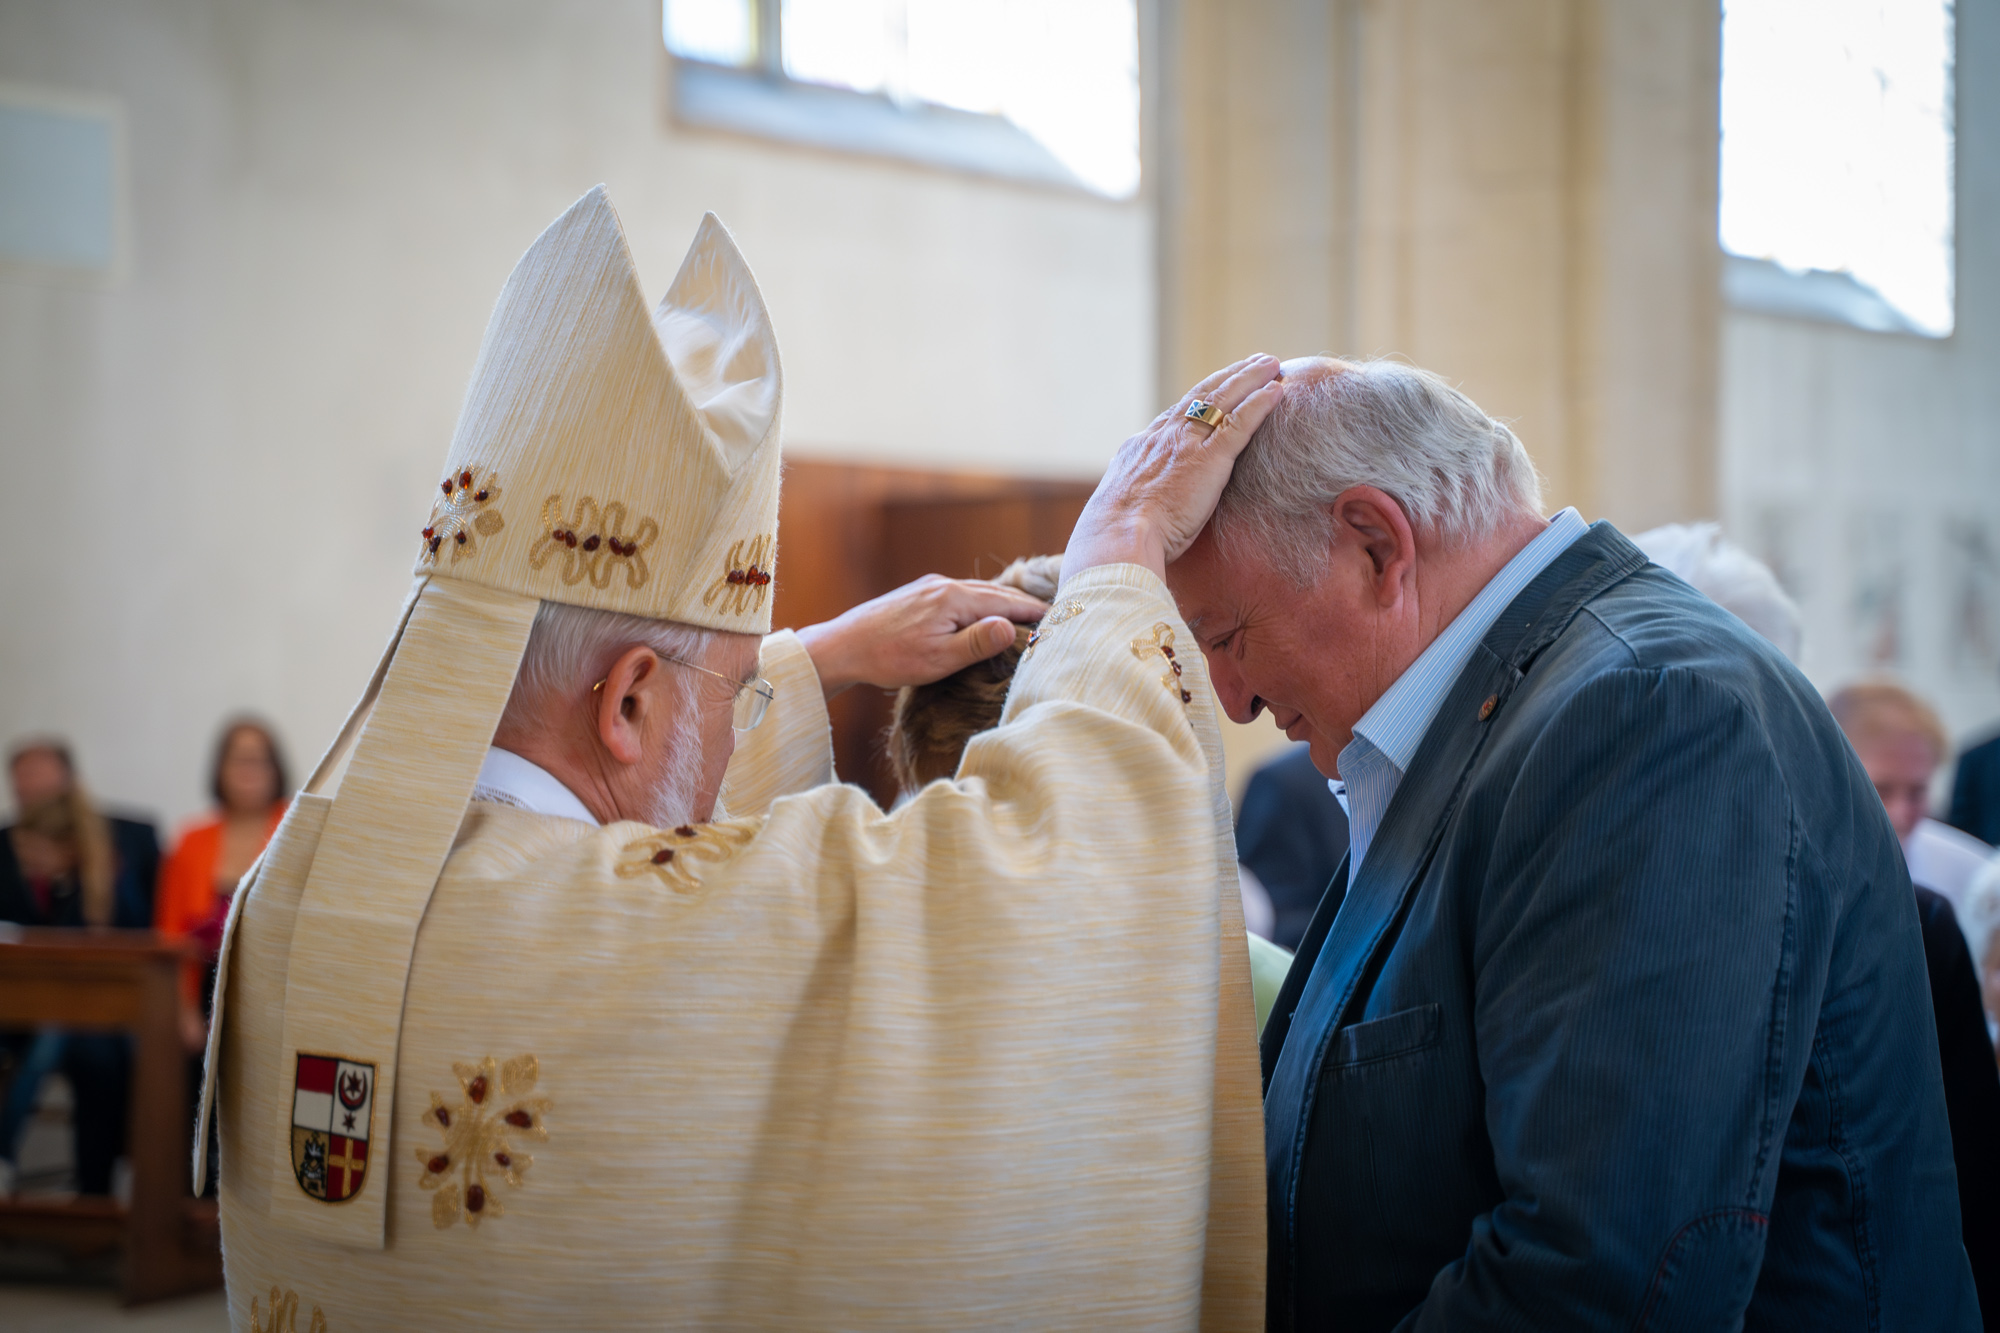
[416, 1054, 549, 1231]
[1132, 622, 1193, 707]
[702, 536, 775, 617]
[529, 495, 660, 591]
[617, 819, 760, 894]
[1022, 599, 1086, 660]
[419, 468, 506, 565]
[251, 1286, 329, 1333]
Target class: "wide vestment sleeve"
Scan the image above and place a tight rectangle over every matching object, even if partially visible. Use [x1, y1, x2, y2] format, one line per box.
[700, 562, 1265, 1327]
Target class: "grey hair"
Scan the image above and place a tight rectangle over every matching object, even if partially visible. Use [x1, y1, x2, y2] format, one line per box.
[502, 601, 719, 735]
[1632, 522, 1803, 663]
[1209, 358, 1543, 577]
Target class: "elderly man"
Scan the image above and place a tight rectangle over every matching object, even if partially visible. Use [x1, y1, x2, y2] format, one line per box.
[205, 190, 1275, 1329]
[1110, 355, 1977, 1327]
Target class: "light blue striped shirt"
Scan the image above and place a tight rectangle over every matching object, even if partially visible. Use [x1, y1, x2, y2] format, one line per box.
[1334, 507, 1588, 877]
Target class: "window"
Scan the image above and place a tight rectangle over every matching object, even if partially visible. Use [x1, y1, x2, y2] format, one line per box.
[664, 0, 1141, 199]
[1719, 0, 1955, 336]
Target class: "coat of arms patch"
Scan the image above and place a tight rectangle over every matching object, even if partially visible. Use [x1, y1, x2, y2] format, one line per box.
[291, 1054, 375, 1203]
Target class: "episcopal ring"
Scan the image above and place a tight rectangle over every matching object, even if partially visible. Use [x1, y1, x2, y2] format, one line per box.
[1184, 399, 1227, 429]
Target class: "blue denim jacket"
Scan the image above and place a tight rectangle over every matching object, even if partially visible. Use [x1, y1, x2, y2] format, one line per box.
[1260, 523, 1978, 1331]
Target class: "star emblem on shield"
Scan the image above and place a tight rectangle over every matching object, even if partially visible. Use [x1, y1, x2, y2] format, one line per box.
[290, 1053, 376, 1203]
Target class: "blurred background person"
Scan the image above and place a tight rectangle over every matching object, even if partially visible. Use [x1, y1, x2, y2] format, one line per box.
[1233, 747, 1348, 952]
[1950, 726, 2000, 847]
[0, 789, 131, 1198]
[1632, 521, 1803, 661]
[885, 554, 1296, 1034]
[1830, 681, 1996, 910]
[4, 739, 159, 928]
[155, 718, 289, 1050]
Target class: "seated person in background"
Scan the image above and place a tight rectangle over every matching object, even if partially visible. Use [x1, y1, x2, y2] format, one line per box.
[1950, 726, 2000, 846]
[887, 553, 1297, 1033]
[0, 792, 131, 1197]
[6, 739, 159, 927]
[157, 717, 290, 1047]
[1234, 748, 1348, 953]
[1830, 679, 1995, 908]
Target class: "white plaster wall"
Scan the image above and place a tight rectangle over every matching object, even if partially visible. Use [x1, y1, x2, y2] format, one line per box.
[1719, 1, 2000, 755]
[0, 0, 1153, 828]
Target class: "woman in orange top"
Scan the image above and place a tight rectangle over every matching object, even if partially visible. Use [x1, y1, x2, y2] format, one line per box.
[157, 718, 289, 1045]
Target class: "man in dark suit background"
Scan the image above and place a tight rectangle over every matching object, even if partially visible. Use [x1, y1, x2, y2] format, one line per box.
[1076, 352, 1977, 1330]
[1236, 745, 1348, 951]
[1951, 731, 2000, 846]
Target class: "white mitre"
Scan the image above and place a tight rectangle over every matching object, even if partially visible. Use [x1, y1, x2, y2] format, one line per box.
[194, 186, 784, 1250]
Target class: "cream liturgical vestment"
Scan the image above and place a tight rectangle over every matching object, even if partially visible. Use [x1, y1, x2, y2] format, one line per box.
[200, 188, 1264, 1330]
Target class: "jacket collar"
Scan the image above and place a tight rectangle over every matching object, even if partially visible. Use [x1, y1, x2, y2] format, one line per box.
[1262, 521, 1648, 1322]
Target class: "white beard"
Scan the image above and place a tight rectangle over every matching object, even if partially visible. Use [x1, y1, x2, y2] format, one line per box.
[643, 699, 723, 828]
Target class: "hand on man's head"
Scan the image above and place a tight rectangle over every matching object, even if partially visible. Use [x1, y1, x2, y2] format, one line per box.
[1062, 354, 1287, 585]
[797, 575, 1048, 703]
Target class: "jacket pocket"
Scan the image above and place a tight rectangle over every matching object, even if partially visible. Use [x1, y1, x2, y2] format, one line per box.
[1328, 1002, 1441, 1068]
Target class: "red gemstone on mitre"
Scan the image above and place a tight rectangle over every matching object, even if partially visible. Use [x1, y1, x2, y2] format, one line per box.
[674, 825, 696, 838]
[422, 527, 434, 539]
[455, 531, 467, 544]
[582, 535, 600, 552]
[427, 1154, 449, 1174]
[494, 1152, 511, 1167]
[465, 1184, 486, 1213]
[467, 1075, 488, 1104]
[504, 1109, 533, 1128]
[474, 489, 488, 502]
[727, 570, 745, 584]
[428, 537, 442, 553]
[435, 1107, 451, 1128]
[441, 479, 453, 495]
[651, 848, 674, 864]
[565, 533, 577, 548]
[459, 470, 473, 487]
[1181, 689, 1192, 703]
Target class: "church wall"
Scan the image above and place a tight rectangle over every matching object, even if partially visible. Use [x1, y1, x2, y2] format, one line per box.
[1718, 0, 2000, 756]
[0, 0, 1154, 825]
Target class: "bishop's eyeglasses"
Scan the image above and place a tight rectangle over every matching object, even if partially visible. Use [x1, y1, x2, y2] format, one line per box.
[594, 655, 775, 732]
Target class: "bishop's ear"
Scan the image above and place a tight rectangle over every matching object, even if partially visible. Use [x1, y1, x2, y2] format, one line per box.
[595, 644, 662, 766]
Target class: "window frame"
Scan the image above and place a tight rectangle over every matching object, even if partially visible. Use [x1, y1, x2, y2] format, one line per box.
[661, 0, 1142, 201]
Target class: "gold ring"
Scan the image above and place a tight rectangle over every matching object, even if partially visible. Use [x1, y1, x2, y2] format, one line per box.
[1185, 399, 1227, 429]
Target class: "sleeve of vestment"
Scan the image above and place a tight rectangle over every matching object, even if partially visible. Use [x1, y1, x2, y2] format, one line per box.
[714, 563, 1266, 1329]
[719, 628, 836, 818]
[1408, 666, 1797, 1330]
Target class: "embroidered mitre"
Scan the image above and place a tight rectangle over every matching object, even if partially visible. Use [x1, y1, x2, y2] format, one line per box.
[420, 185, 782, 630]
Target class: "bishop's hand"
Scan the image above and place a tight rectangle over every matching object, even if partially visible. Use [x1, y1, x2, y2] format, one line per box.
[1062, 354, 1287, 585]
[796, 574, 1048, 702]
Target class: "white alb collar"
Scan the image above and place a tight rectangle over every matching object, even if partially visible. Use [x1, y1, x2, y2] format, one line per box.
[470, 747, 600, 825]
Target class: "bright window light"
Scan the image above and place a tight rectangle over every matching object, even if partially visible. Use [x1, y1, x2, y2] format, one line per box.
[1720, 0, 1956, 336]
[668, 0, 1140, 198]
[665, 0, 756, 68]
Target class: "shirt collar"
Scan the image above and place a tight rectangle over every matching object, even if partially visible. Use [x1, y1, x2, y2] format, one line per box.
[470, 747, 600, 825]
[1348, 507, 1589, 775]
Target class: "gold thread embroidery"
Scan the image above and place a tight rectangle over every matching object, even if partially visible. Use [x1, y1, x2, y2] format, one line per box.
[1131, 622, 1193, 706]
[251, 1286, 329, 1333]
[419, 468, 505, 565]
[616, 819, 761, 894]
[528, 495, 660, 590]
[416, 1054, 549, 1231]
[701, 536, 775, 616]
[1022, 599, 1086, 660]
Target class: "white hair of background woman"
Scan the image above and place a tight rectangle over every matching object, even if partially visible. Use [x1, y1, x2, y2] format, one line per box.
[1210, 358, 1545, 580]
[1632, 522, 1803, 663]
[502, 600, 721, 827]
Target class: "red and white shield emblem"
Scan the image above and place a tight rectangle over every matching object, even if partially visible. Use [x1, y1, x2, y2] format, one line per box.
[291, 1053, 375, 1203]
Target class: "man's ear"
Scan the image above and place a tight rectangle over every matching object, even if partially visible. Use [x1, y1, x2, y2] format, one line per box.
[1330, 486, 1418, 608]
[595, 644, 661, 767]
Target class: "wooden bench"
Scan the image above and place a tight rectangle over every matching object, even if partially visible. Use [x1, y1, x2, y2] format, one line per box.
[0, 927, 222, 1304]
